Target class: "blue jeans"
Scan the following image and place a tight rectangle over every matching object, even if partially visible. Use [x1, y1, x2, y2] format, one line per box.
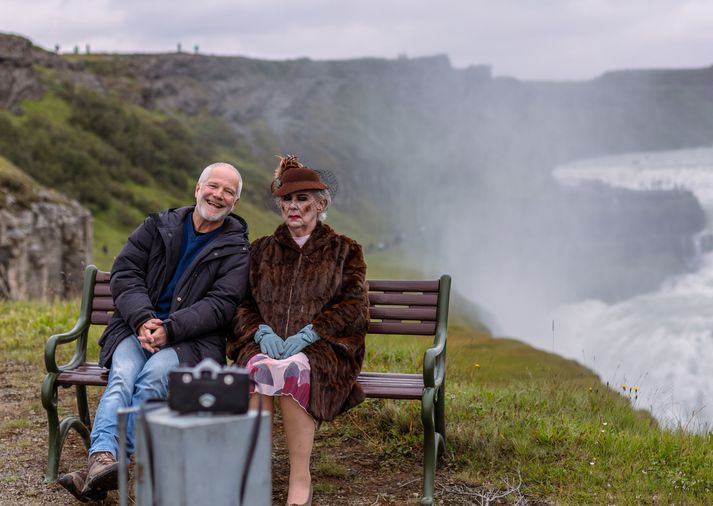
[89, 336, 179, 457]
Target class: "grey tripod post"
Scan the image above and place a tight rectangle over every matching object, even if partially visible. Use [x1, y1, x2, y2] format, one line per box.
[117, 406, 133, 506]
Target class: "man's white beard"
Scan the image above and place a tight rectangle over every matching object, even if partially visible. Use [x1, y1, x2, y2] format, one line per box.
[196, 199, 232, 222]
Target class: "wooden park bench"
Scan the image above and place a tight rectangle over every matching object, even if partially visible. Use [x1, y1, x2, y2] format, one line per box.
[42, 265, 451, 505]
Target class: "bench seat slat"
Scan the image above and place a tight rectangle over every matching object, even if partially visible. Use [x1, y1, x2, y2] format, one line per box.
[358, 372, 423, 382]
[360, 388, 422, 399]
[57, 363, 108, 387]
[359, 372, 424, 399]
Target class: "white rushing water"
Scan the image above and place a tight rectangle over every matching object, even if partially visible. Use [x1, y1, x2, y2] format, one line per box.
[550, 146, 713, 431]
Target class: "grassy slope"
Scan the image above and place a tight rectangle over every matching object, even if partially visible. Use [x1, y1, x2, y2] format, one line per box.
[2, 260, 712, 504]
[329, 322, 713, 505]
[0, 155, 39, 191]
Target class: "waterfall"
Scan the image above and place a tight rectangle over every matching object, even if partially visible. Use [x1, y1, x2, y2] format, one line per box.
[550, 146, 713, 430]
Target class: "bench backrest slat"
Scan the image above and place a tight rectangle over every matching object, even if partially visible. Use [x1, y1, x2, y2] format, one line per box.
[93, 283, 111, 297]
[368, 293, 437, 306]
[88, 271, 442, 337]
[90, 274, 114, 324]
[366, 279, 441, 336]
[368, 306, 437, 321]
[367, 280, 439, 292]
[92, 297, 115, 311]
[91, 311, 113, 325]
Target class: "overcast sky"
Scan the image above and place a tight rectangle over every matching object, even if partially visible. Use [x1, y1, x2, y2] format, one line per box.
[2, 0, 712, 81]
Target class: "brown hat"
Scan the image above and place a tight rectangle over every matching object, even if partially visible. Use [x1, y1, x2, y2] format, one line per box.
[271, 155, 327, 197]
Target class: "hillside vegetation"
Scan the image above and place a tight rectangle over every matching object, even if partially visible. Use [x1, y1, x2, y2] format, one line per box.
[0, 75, 392, 269]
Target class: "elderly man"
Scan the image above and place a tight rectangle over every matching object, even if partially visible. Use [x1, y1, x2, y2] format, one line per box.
[58, 162, 250, 501]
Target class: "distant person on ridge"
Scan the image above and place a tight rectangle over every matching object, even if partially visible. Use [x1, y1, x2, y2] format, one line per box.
[227, 155, 368, 506]
[58, 162, 250, 501]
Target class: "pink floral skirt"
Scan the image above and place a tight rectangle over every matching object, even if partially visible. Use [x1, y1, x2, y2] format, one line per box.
[246, 352, 311, 412]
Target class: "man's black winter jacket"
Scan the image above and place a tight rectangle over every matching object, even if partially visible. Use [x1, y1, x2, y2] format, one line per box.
[98, 206, 250, 367]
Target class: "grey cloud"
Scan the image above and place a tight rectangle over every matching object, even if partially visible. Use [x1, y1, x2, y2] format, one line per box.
[1, 0, 712, 79]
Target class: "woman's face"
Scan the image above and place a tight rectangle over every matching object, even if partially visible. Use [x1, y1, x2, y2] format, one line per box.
[280, 191, 325, 237]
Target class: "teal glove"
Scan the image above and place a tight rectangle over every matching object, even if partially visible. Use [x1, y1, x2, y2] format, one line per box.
[254, 324, 285, 359]
[281, 324, 321, 359]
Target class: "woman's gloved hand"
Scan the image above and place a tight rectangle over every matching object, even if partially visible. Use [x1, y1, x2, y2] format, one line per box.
[254, 324, 285, 359]
[281, 324, 321, 359]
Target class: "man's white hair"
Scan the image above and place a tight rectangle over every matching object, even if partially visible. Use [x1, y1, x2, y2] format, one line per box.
[198, 162, 243, 197]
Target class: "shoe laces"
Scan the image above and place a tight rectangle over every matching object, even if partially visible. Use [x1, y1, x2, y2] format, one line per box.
[92, 452, 115, 465]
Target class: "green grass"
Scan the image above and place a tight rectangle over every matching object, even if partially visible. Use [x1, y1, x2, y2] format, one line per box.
[0, 155, 47, 209]
[19, 93, 72, 122]
[0, 418, 31, 434]
[335, 326, 713, 504]
[4, 296, 712, 504]
[0, 299, 102, 365]
[314, 454, 350, 479]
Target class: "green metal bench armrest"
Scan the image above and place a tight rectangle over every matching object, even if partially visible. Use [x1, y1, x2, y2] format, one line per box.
[422, 327, 447, 389]
[44, 265, 98, 373]
[44, 318, 92, 373]
[422, 274, 451, 389]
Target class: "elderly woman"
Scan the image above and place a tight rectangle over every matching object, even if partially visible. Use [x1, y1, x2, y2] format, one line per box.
[227, 155, 368, 506]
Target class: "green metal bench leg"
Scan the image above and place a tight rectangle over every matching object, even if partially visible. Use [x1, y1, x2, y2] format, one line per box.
[59, 416, 91, 452]
[42, 375, 92, 482]
[41, 373, 61, 482]
[76, 384, 91, 428]
[435, 382, 446, 460]
[421, 387, 437, 506]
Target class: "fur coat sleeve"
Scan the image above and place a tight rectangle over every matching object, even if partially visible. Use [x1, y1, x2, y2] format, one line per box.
[311, 243, 368, 356]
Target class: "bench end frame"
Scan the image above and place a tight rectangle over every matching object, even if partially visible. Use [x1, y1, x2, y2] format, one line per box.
[42, 264, 99, 482]
[419, 273, 451, 505]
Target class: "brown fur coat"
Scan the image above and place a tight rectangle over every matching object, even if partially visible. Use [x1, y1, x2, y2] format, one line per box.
[227, 222, 368, 421]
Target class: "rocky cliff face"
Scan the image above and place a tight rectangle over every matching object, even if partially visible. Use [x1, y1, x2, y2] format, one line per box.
[0, 33, 71, 112]
[0, 163, 92, 300]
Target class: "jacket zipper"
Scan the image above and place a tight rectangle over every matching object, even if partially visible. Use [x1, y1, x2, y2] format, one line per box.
[283, 252, 303, 337]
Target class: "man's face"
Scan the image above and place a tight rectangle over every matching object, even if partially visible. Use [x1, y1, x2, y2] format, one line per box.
[194, 166, 240, 222]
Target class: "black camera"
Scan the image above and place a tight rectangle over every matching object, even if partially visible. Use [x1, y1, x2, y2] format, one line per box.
[168, 359, 250, 414]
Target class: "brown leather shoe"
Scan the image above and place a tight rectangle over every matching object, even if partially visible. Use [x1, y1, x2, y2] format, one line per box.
[58, 468, 108, 502]
[83, 451, 119, 493]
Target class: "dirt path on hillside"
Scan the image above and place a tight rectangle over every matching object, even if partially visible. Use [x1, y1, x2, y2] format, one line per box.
[0, 361, 540, 505]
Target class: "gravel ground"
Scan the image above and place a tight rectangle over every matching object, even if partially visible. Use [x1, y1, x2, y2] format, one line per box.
[0, 360, 541, 505]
